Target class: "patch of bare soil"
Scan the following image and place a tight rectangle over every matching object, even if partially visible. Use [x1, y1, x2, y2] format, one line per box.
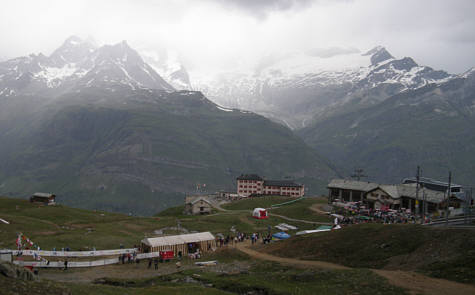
[40, 261, 197, 283]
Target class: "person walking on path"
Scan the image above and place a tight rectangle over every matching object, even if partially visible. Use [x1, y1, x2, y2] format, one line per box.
[154, 258, 158, 270]
[63, 260, 68, 271]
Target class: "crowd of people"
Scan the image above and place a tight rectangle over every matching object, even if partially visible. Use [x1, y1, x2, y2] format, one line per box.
[333, 202, 431, 225]
[215, 231, 273, 247]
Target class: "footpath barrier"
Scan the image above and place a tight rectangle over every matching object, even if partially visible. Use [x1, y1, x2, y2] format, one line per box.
[12, 252, 161, 268]
[10, 248, 138, 257]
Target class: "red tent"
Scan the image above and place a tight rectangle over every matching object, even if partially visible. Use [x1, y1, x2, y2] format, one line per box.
[252, 208, 268, 219]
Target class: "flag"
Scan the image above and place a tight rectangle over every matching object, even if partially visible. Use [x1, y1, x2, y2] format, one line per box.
[16, 233, 22, 249]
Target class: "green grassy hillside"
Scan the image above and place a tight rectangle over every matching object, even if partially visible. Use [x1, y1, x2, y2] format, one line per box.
[0, 89, 336, 215]
[0, 196, 328, 250]
[261, 223, 475, 285]
[2, 196, 472, 295]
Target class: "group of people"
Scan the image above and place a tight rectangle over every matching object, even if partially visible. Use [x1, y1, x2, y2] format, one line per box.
[147, 258, 159, 270]
[215, 231, 273, 247]
[333, 204, 430, 225]
[119, 251, 138, 264]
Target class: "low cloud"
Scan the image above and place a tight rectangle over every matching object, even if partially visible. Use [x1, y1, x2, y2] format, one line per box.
[211, 0, 316, 19]
[305, 47, 360, 58]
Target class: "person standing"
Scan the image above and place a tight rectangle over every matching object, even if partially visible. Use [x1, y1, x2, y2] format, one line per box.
[64, 259, 68, 271]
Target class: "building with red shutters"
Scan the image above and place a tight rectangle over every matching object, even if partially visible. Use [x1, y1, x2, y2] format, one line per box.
[236, 174, 304, 198]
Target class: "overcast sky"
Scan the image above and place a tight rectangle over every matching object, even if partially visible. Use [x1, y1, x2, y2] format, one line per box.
[1, 0, 474, 76]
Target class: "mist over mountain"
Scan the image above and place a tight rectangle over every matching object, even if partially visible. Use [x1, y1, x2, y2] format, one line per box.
[0, 36, 336, 215]
[195, 46, 455, 130]
[194, 45, 475, 186]
[140, 50, 193, 91]
[1, 31, 475, 213]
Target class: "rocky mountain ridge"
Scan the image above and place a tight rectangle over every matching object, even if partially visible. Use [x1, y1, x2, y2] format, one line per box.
[0, 36, 174, 98]
[195, 46, 457, 129]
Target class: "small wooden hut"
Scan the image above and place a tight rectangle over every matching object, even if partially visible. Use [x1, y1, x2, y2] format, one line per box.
[140, 232, 216, 256]
[184, 196, 213, 215]
[29, 193, 56, 205]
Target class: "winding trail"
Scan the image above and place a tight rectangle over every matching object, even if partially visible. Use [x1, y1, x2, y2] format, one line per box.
[235, 241, 475, 295]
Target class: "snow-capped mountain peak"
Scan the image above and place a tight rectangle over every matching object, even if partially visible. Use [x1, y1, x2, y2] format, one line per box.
[195, 45, 458, 129]
[80, 41, 174, 91]
[49, 35, 97, 67]
[363, 46, 394, 65]
[0, 37, 174, 96]
[140, 49, 192, 90]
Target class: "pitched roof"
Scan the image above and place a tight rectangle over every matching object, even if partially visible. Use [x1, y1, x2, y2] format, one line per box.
[33, 193, 55, 198]
[263, 180, 302, 188]
[327, 179, 379, 192]
[141, 232, 215, 247]
[237, 174, 263, 181]
[402, 177, 462, 192]
[367, 184, 446, 204]
[190, 197, 212, 205]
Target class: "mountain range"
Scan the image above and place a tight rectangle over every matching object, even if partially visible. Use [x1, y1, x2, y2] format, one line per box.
[1, 36, 474, 213]
[195, 46, 455, 129]
[0, 36, 336, 215]
[195, 46, 475, 186]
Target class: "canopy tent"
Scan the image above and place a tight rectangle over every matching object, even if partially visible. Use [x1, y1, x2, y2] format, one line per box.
[252, 208, 268, 219]
[272, 232, 291, 240]
[141, 232, 216, 256]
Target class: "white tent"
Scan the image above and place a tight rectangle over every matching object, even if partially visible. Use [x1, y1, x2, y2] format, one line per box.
[142, 232, 215, 248]
[252, 208, 268, 219]
[141, 232, 216, 256]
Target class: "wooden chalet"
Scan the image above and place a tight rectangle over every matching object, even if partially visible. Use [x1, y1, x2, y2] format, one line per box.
[29, 193, 56, 205]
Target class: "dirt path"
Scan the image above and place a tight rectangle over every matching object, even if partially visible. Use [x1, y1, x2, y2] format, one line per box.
[235, 241, 348, 270]
[374, 269, 475, 295]
[235, 241, 475, 295]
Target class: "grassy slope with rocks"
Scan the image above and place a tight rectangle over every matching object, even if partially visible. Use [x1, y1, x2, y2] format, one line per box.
[0, 196, 412, 295]
[1, 248, 408, 295]
[261, 223, 475, 285]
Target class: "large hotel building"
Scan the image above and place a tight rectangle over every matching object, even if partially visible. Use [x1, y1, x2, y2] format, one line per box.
[236, 174, 305, 197]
